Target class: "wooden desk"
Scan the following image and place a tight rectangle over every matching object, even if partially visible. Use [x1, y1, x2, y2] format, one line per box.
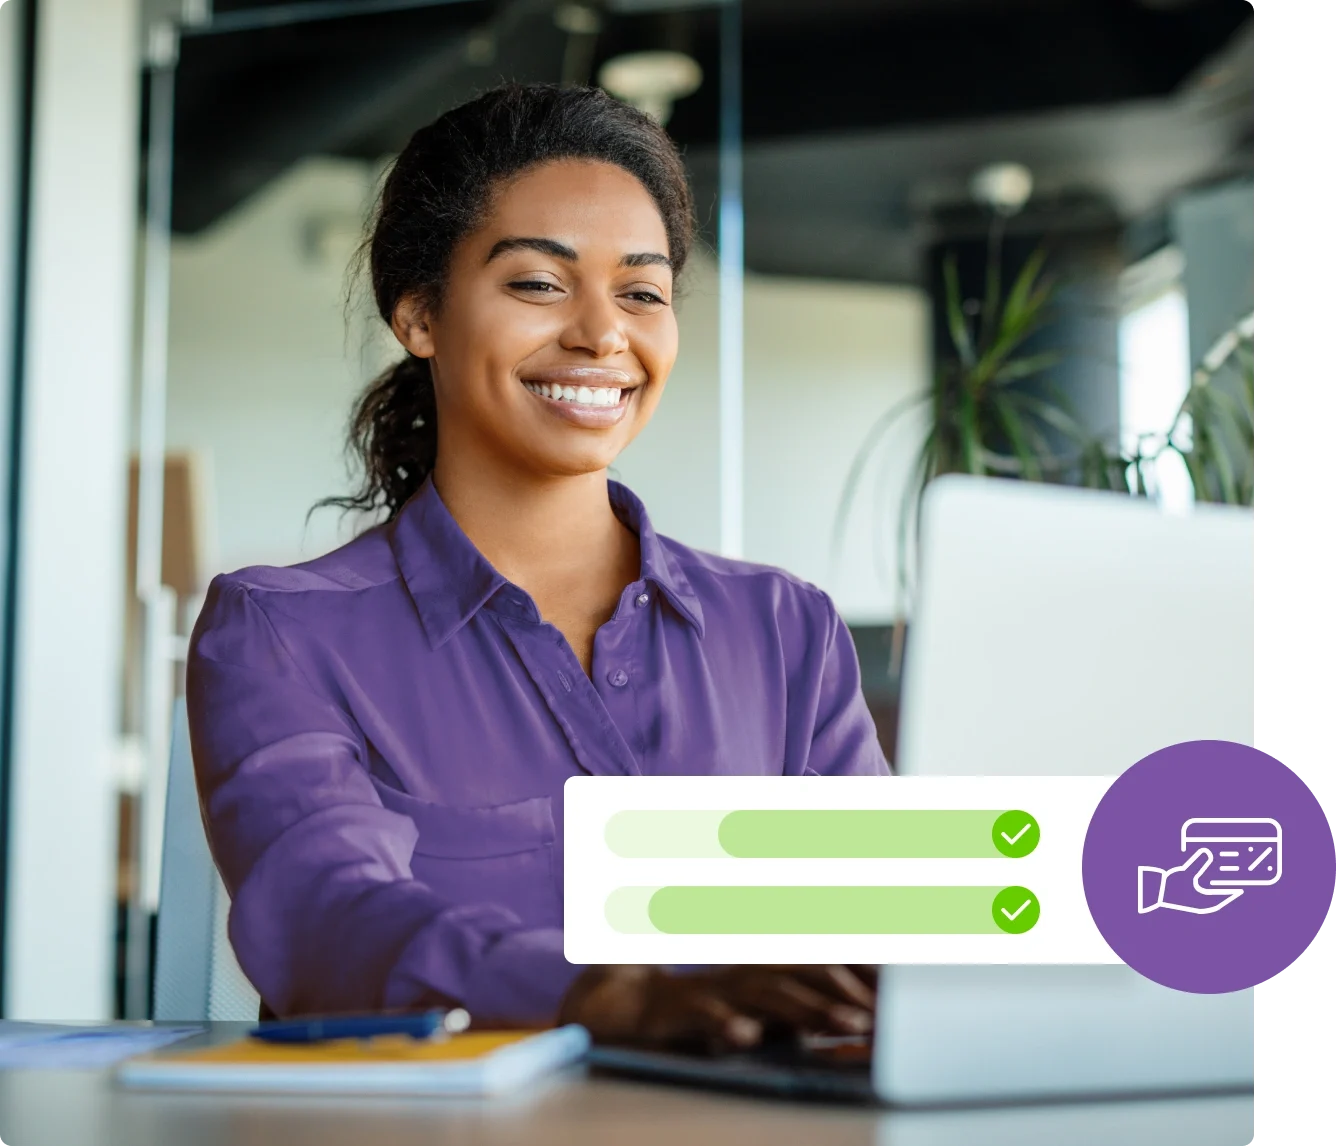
[0, 1024, 1252, 1146]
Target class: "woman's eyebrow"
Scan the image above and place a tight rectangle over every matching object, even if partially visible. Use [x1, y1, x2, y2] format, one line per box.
[487, 236, 577, 263]
[620, 251, 671, 269]
[485, 236, 671, 269]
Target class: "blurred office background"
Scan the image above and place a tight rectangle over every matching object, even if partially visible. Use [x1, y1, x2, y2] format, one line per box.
[0, 0, 1251, 1020]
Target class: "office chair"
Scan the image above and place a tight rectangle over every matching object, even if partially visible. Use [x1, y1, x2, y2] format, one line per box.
[153, 697, 263, 1021]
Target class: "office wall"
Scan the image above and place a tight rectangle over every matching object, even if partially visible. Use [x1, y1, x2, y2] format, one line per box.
[166, 157, 929, 625]
[165, 158, 384, 581]
[3, 0, 138, 1020]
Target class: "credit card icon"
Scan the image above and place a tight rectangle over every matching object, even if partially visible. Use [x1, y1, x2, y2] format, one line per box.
[1181, 818, 1282, 888]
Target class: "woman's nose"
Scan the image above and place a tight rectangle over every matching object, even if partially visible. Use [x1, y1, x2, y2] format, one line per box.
[559, 293, 629, 359]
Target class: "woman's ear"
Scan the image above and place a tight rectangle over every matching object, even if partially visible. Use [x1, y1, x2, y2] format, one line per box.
[390, 296, 436, 359]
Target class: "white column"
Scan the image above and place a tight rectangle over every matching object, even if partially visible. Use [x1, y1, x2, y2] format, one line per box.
[3, 0, 139, 1020]
[716, 0, 744, 559]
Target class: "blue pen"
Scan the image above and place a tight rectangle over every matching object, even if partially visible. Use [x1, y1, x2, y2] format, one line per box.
[249, 1007, 471, 1044]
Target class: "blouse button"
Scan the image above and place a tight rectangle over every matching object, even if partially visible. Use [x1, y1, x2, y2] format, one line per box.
[635, 592, 650, 608]
[608, 668, 629, 688]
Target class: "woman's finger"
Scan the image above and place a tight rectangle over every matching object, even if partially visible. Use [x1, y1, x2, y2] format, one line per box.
[728, 969, 872, 1035]
[790, 964, 878, 1011]
[641, 982, 763, 1050]
[850, 964, 882, 989]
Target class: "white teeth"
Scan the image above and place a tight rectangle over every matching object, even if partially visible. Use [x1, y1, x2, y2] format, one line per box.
[524, 381, 626, 407]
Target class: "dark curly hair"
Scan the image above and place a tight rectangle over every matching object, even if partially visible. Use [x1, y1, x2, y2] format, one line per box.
[319, 83, 696, 523]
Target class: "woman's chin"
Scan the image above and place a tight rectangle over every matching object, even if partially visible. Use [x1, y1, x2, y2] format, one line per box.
[541, 449, 626, 479]
[510, 410, 643, 477]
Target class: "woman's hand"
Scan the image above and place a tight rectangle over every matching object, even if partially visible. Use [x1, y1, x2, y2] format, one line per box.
[557, 964, 878, 1052]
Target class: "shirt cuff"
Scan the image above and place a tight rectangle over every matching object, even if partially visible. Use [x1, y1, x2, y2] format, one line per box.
[460, 928, 585, 1025]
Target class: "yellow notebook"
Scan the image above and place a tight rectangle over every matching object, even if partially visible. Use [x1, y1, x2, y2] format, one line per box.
[115, 1025, 590, 1096]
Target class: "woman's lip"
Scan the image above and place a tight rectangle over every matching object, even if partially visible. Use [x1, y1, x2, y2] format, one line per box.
[519, 366, 638, 389]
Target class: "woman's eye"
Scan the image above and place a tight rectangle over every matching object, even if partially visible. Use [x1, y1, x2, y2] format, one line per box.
[624, 290, 667, 306]
[509, 279, 560, 293]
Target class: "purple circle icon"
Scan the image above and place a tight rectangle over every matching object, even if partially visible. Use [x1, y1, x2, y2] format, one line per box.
[1082, 740, 1335, 993]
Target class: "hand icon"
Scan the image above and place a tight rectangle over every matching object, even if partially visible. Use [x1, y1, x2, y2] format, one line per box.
[1138, 847, 1244, 915]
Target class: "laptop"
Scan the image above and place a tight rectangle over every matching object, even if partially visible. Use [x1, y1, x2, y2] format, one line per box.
[589, 475, 1254, 1106]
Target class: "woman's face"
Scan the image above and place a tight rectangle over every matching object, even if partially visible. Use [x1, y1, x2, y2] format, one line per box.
[393, 158, 678, 480]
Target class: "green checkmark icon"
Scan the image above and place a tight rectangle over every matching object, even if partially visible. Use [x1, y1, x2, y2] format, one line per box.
[991, 809, 1040, 858]
[991, 885, 1040, 934]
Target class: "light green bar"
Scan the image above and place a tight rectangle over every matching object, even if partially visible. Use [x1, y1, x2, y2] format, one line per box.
[719, 810, 1004, 858]
[645, 886, 1008, 934]
[604, 886, 660, 933]
[605, 811, 728, 857]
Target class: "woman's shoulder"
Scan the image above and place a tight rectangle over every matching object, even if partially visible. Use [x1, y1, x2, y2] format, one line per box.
[207, 521, 399, 600]
[656, 533, 838, 631]
[189, 524, 413, 684]
[194, 522, 404, 653]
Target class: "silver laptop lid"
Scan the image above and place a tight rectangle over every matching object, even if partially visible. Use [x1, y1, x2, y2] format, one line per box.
[896, 475, 1252, 778]
[877, 476, 1253, 1110]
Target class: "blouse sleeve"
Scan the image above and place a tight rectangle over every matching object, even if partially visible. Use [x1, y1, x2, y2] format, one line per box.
[799, 591, 892, 777]
[186, 577, 582, 1021]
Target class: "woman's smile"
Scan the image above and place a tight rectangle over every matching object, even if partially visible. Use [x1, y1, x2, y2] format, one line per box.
[519, 364, 641, 428]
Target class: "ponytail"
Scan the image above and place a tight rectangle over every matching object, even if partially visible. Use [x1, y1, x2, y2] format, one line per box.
[317, 353, 436, 522]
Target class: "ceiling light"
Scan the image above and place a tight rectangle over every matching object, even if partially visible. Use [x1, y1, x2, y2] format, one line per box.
[607, 1, 724, 11]
[554, 4, 603, 36]
[598, 51, 703, 125]
[969, 162, 1034, 217]
[465, 30, 496, 66]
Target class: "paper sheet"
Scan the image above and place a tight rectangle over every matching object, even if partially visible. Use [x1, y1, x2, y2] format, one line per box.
[0, 1021, 203, 1068]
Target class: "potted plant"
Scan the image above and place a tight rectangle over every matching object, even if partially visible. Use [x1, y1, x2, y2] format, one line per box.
[834, 234, 1253, 676]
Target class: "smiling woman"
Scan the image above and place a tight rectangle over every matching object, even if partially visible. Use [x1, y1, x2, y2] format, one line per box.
[185, 84, 888, 1049]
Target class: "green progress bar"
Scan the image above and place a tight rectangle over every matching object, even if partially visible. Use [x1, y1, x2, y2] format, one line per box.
[605, 885, 1040, 935]
[604, 809, 1040, 859]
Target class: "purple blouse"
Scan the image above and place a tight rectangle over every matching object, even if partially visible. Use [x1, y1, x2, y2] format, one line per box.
[187, 479, 889, 1022]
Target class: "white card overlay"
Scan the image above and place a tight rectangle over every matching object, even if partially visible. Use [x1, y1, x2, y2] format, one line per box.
[564, 775, 1121, 965]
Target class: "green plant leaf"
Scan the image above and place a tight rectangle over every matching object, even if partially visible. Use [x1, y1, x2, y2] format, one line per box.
[1234, 342, 1254, 407]
[975, 286, 1055, 383]
[1109, 455, 1132, 495]
[992, 351, 1062, 385]
[1007, 390, 1090, 445]
[1176, 443, 1209, 503]
[1200, 384, 1253, 458]
[942, 254, 977, 370]
[990, 248, 1052, 353]
[980, 220, 1004, 351]
[829, 390, 931, 566]
[1086, 441, 1130, 492]
[990, 391, 1042, 480]
[896, 428, 939, 601]
[959, 387, 984, 474]
[1133, 455, 1152, 497]
[1204, 422, 1240, 505]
